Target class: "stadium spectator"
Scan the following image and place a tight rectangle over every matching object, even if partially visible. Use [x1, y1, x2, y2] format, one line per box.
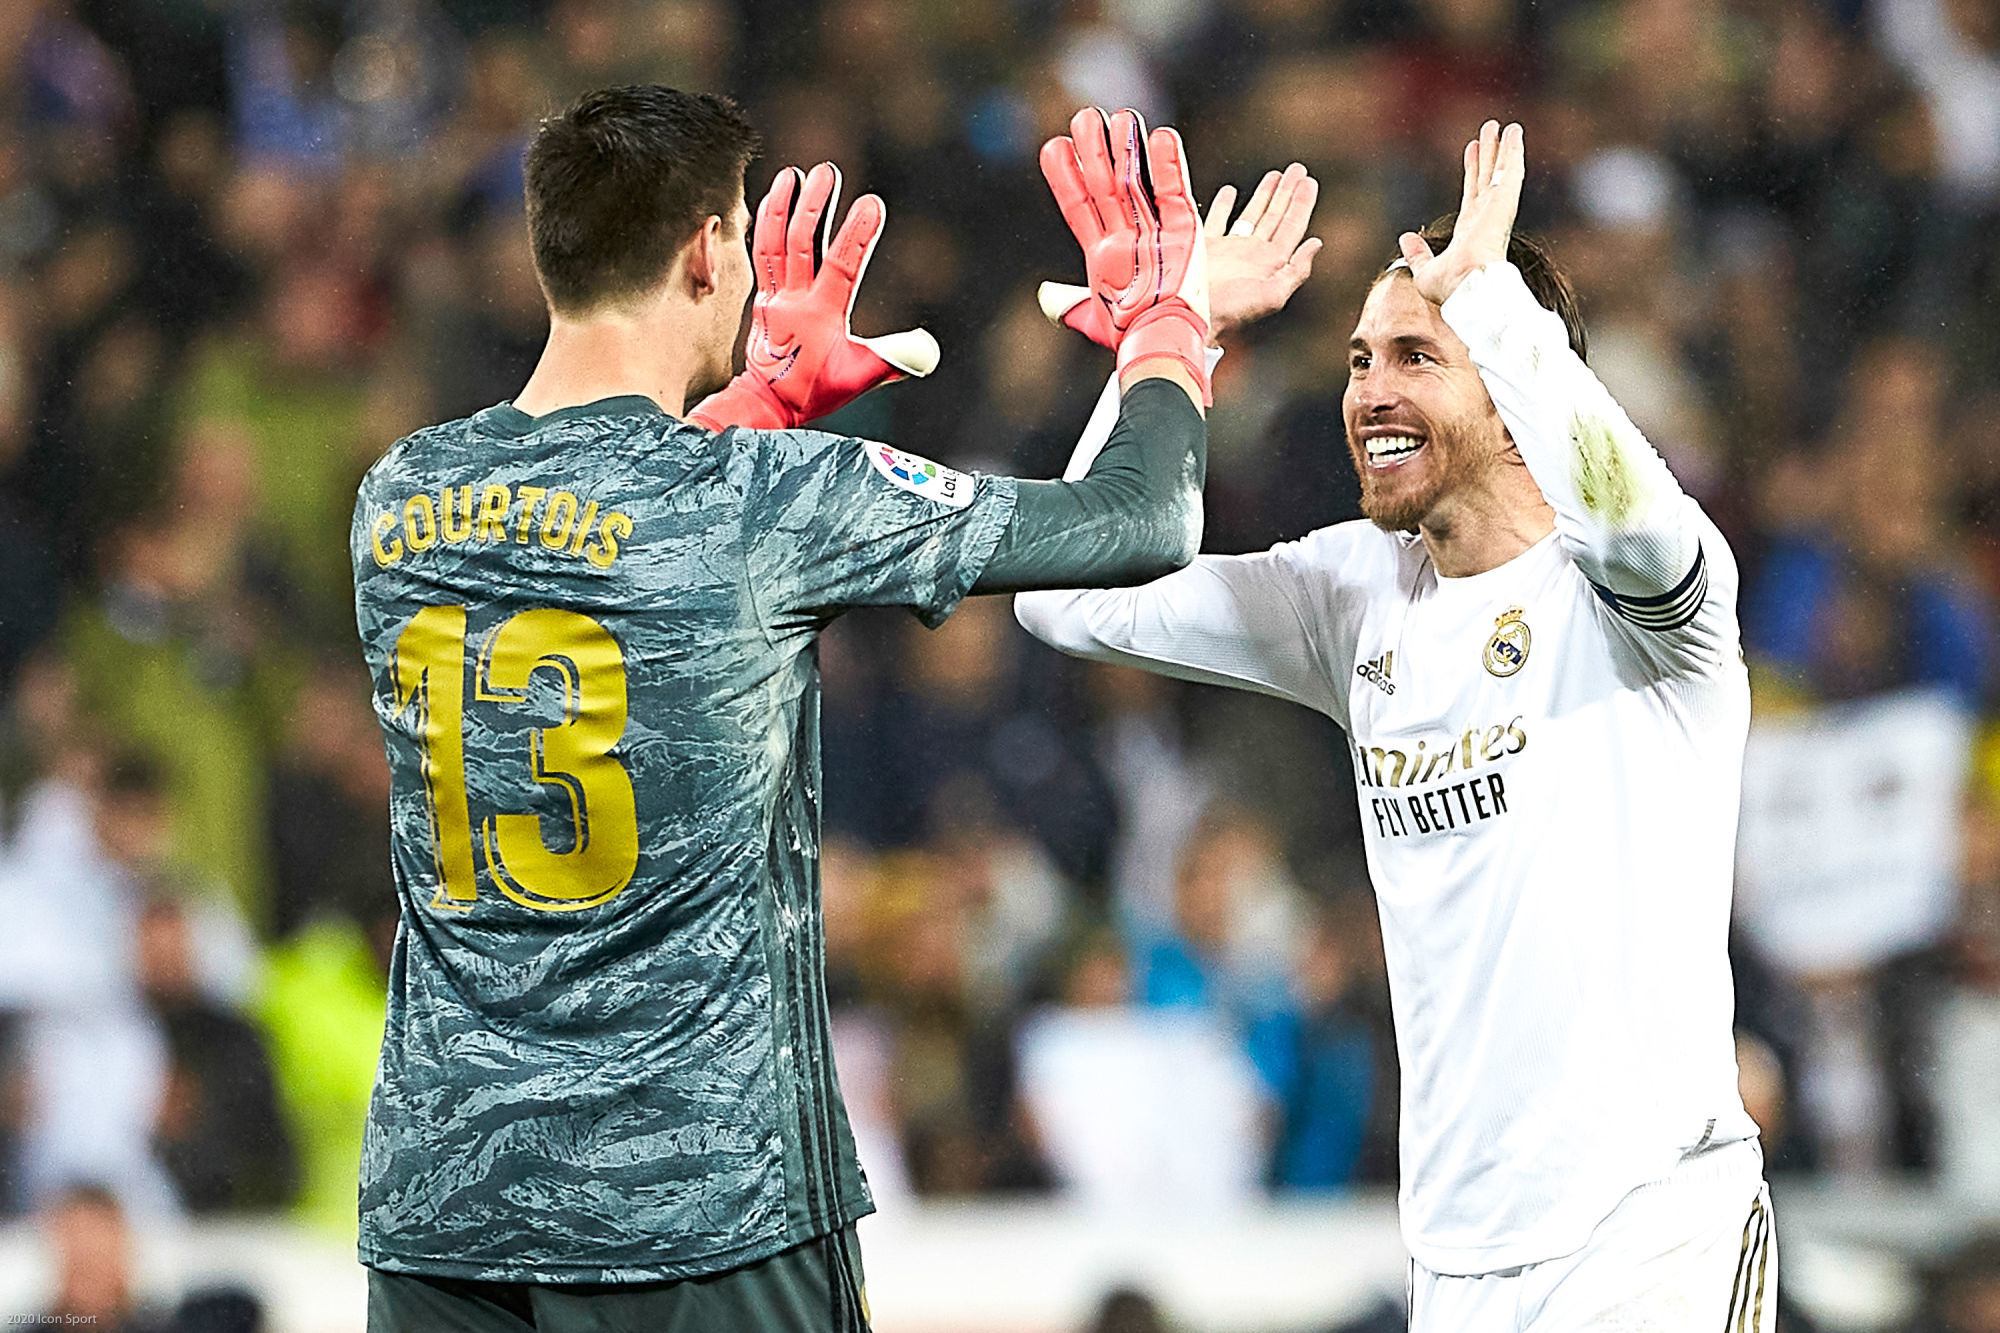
[879, 593, 1118, 885]
[1135, 805, 1303, 1091]
[41, 1181, 171, 1333]
[61, 523, 277, 923]
[925, 775, 1070, 1015]
[1874, 0, 2000, 206]
[137, 894, 296, 1212]
[1080, 662, 1211, 950]
[1918, 1233, 2000, 1333]
[818, 610, 906, 848]
[862, 848, 1047, 1194]
[265, 657, 393, 939]
[225, 3, 351, 175]
[0, 283, 59, 691]
[1017, 925, 1269, 1211]
[823, 861, 914, 1203]
[1729, 929, 1816, 1171]
[1266, 893, 1398, 1191]
[9, 753, 175, 1216]
[1747, 338, 1995, 708]
[1867, 791, 2000, 1200]
[1081, 1285, 1168, 1333]
[1792, 965, 1899, 1177]
[177, 257, 378, 635]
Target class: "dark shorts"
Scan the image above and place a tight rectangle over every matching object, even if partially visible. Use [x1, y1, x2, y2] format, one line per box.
[366, 1227, 870, 1333]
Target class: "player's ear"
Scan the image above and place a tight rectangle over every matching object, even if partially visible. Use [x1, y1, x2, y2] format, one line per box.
[684, 215, 724, 298]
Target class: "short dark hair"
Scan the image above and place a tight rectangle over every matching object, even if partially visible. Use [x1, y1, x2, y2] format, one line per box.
[54, 1181, 123, 1214]
[1381, 216, 1587, 362]
[524, 85, 760, 315]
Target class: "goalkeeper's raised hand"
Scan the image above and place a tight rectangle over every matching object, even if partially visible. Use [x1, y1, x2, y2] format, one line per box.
[690, 162, 938, 432]
[1040, 160, 1321, 346]
[1038, 107, 1211, 405]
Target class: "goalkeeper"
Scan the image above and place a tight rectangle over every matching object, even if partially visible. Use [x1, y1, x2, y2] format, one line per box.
[352, 85, 1311, 1333]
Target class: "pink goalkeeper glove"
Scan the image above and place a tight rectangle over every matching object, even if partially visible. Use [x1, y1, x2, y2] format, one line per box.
[690, 162, 938, 432]
[1036, 107, 1211, 403]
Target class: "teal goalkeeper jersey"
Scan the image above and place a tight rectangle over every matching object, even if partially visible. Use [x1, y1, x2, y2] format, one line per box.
[349, 395, 1016, 1282]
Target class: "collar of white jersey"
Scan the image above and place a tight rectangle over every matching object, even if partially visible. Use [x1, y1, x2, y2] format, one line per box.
[1427, 530, 1563, 594]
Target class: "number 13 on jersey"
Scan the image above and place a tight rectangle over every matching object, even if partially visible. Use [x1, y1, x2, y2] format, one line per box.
[391, 605, 640, 913]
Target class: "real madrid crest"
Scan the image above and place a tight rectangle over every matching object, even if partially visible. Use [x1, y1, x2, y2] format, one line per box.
[1483, 606, 1531, 677]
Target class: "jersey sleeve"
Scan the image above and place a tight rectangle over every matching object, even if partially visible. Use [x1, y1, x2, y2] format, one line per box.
[739, 426, 1018, 629]
[1058, 346, 1223, 483]
[1014, 540, 1350, 726]
[1439, 261, 1739, 672]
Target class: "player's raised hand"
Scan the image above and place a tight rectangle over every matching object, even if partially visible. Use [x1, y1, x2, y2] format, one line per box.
[1037, 107, 1211, 402]
[690, 162, 939, 432]
[1399, 119, 1523, 308]
[1203, 163, 1322, 337]
[1039, 161, 1319, 347]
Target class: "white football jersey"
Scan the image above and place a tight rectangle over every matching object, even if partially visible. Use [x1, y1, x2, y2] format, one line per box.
[1017, 262, 1758, 1274]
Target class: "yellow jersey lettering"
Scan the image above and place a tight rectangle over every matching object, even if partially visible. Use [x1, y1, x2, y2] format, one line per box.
[541, 491, 578, 549]
[385, 482, 629, 568]
[371, 511, 404, 566]
[403, 494, 438, 552]
[441, 486, 475, 543]
[583, 511, 632, 568]
[513, 486, 548, 544]
[477, 485, 512, 542]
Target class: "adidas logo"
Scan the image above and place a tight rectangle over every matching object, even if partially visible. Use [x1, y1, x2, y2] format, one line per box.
[1356, 650, 1396, 694]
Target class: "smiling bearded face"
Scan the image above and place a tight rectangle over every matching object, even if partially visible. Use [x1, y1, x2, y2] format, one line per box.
[1342, 273, 1510, 533]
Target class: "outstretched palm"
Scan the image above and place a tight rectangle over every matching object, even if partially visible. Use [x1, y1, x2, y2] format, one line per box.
[1204, 162, 1323, 338]
[1400, 119, 1524, 307]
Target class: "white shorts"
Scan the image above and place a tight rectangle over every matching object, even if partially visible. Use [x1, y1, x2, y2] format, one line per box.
[1408, 1138, 1776, 1333]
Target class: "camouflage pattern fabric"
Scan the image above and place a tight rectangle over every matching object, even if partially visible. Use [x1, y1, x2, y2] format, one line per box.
[349, 396, 1015, 1281]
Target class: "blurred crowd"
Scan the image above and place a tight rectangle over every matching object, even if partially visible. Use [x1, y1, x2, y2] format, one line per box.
[3, 0, 2000, 1326]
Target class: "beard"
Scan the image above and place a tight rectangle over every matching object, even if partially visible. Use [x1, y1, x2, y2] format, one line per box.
[1353, 411, 1490, 533]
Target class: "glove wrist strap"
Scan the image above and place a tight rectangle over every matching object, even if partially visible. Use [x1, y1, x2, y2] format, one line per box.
[1115, 306, 1213, 406]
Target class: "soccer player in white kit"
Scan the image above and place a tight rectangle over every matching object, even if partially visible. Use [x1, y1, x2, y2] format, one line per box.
[1017, 122, 1775, 1331]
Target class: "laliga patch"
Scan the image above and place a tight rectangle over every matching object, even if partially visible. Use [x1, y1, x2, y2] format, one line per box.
[867, 443, 973, 510]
